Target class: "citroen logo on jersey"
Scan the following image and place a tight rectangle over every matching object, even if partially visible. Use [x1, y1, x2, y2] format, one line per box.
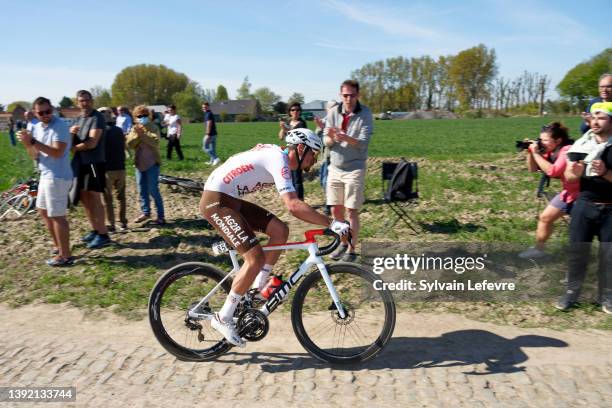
[223, 164, 255, 184]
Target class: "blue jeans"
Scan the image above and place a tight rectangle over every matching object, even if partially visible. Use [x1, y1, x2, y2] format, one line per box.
[9, 129, 16, 146]
[203, 135, 217, 160]
[135, 164, 165, 219]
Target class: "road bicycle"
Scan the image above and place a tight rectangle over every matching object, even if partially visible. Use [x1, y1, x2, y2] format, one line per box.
[159, 174, 204, 196]
[148, 229, 396, 364]
[0, 179, 38, 221]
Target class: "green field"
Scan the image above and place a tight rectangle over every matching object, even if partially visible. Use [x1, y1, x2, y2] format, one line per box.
[0, 116, 582, 189]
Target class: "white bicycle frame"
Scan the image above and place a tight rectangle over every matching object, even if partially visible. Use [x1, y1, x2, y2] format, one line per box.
[187, 239, 347, 320]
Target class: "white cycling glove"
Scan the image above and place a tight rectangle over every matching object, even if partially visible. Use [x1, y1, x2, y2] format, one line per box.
[330, 220, 350, 237]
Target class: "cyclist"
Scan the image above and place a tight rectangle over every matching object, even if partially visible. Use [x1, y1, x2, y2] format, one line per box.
[199, 128, 351, 346]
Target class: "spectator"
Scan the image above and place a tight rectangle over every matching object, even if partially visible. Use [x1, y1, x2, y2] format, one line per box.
[71, 89, 110, 249]
[323, 79, 373, 262]
[314, 100, 338, 216]
[561, 102, 612, 314]
[18, 97, 73, 266]
[202, 102, 220, 165]
[115, 106, 133, 135]
[278, 102, 307, 199]
[127, 105, 165, 225]
[151, 109, 164, 136]
[24, 110, 40, 132]
[98, 107, 128, 232]
[163, 104, 184, 160]
[580, 73, 611, 135]
[7, 117, 16, 146]
[519, 122, 578, 259]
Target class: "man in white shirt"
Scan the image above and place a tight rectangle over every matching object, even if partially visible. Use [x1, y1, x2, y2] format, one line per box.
[163, 104, 184, 160]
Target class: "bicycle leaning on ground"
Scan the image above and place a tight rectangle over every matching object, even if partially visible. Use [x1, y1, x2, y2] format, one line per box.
[148, 229, 396, 364]
[0, 178, 38, 221]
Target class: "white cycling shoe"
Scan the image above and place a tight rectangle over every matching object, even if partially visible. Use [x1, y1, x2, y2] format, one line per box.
[211, 313, 245, 348]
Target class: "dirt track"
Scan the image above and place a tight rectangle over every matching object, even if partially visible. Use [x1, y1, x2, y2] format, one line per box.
[0, 303, 610, 407]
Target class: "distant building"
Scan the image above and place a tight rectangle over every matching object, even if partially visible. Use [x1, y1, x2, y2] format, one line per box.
[208, 99, 260, 122]
[302, 100, 328, 119]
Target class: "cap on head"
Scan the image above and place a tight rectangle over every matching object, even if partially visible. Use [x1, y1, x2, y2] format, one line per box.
[591, 101, 612, 116]
[97, 107, 113, 122]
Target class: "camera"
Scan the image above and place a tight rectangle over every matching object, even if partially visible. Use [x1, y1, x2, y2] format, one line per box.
[16, 121, 26, 131]
[516, 139, 544, 153]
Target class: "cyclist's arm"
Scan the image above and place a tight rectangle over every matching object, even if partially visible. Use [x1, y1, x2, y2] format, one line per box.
[281, 191, 330, 226]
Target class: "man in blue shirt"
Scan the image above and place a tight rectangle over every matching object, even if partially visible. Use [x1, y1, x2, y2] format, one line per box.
[202, 102, 220, 165]
[115, 106, 132, 136]
[19, 97, 73, 266]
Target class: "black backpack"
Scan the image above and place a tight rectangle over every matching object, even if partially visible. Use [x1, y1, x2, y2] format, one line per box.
[384, 160, 418, 202]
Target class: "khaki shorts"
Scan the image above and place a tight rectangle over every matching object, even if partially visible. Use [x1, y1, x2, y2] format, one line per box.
[326, 166, 366, 210]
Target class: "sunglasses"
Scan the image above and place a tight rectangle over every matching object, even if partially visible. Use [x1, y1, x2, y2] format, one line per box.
[36, 109, 53, 116]
[290, 108, 301, 112]
[136, 114, 149, 118]
[342, 93, 357, 98]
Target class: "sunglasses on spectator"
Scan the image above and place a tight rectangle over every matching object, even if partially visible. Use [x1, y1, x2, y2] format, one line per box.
[290, 108, 301, 112]
[136, 114, 149, 118]
[36, 109, 53, 116]
[342, 93, 357, 98]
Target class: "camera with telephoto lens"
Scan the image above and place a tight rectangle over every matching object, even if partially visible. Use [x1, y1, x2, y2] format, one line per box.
[515, 138, 544, 153]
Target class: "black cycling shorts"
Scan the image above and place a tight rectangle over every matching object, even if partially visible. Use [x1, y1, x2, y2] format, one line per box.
[200, 190, 277, 254]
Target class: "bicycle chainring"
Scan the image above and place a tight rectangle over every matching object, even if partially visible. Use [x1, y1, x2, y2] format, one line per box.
[237, 308, 269, 342]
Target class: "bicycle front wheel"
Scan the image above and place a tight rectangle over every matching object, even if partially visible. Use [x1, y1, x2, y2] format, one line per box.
[148, 262, 233, 361]
[291, 263, 396, 364]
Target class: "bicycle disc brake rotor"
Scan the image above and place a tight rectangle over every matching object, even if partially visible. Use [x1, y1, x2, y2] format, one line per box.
[329, 301, 355, 325]
[237, 308, 269, 342]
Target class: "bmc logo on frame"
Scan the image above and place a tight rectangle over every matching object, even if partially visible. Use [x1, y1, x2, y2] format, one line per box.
[223, 164, 255, 184]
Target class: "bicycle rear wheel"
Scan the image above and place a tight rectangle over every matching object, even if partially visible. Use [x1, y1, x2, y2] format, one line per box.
[0, 194, 32, 220]
[148, 262, 233, 361]
[291, 263, 396, 364]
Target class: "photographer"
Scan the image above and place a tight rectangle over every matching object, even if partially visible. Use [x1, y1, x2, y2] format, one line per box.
[519, 122, 578, 259]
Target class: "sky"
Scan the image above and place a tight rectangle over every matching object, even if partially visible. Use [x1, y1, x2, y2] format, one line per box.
[0, 0, 606, 108]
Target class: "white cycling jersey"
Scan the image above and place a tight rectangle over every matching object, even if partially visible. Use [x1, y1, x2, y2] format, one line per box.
[204, 144, 296, 199]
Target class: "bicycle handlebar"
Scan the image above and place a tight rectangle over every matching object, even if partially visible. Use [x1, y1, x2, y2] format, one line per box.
[315, 228, 341, 257]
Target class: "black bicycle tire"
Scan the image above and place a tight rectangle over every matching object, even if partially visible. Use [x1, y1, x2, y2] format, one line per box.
[291, 262, 396, 364]
[148, 262, 233, 361]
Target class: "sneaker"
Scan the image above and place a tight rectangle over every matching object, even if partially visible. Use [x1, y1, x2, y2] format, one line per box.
[133, 214, 150, 223]
[260, 275, 284, 300]
[154, 218, 166, 226]
[518, 247, 547, 259]
[330, 244, 348, 261]
[107, 224, 116, 233]
[46, 256, 74, 267]
[81, 230, 97, 243]
[341, 252, 358, 262]
[555, 290, 579, 311]
[119, 223, 128, 231]
[211, 313, 245, 347]
[603, 300, 611, 314]
[212, 158, 221, 166]
[87, 234, 111, 249]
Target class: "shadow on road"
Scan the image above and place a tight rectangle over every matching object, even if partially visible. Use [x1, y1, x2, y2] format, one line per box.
[218, 329, 567, 375]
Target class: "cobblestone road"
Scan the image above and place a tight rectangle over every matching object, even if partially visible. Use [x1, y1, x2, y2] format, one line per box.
[0, 304, 610, 407]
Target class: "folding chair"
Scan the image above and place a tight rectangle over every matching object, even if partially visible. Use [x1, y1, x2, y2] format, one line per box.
[382, 159, 421, 233]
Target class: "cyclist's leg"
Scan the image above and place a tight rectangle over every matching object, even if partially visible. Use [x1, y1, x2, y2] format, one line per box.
[200, 191, 263, 307]
[239, 200, 287, 289]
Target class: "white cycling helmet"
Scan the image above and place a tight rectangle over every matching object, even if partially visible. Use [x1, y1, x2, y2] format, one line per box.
[285, 128, 322, 151]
